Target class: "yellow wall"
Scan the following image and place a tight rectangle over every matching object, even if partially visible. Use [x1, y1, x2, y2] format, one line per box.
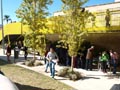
[0, 22, 54, 41]
[0, 22, 29, 41]
[0, 9, 120, 41]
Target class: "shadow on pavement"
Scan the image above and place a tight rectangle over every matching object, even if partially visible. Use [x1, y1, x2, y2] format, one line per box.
[0, 59, 9, 66]
[54, 78, 69, 80]
[82, 76, 100, 80]
[0, 55, 33, 63]
[15, 83, 55, 90]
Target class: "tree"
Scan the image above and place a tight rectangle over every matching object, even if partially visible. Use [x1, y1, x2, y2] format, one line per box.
[4, 15, 12, 23]
[16, 0, 53, 60]
[58, 0, 93, 71]
[49, 16, 65, 34]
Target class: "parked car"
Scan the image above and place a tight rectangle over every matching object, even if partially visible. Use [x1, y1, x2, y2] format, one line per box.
[0, 74, 19, 90]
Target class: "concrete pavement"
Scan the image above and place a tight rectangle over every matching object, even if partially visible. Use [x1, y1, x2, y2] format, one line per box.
[0, 48, 120, 90]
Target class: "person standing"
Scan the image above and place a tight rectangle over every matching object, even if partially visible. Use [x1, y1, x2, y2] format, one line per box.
[66, 52, 70, 66]
[46, 47, 59, 78]
[44, 49, 49, 72]
[24, 46, 28, 60]
[6, 44, 11, 63]
[105, 9, 110, 27]
[101, 51, 109, 73]
[112, 52, 119, 74]
[14, 45, 19, 63]
[98, 52, 102, 71]
[86, 46, 94, 71]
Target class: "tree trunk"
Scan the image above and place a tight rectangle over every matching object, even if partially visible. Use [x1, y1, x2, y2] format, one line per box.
[33, 33, 36, 61]
[71, 56, 74, 72]
[33, 0, 36, 61]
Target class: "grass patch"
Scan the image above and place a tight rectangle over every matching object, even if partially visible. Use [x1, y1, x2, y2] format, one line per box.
[0, 60, 73, 90]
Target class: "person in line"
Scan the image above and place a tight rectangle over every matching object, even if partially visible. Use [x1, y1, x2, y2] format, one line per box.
[46, 47, 59, 78]
[101, 51, 109, 73]
[24, 46, 28, 60]
[44, 49, 49, 73]
[66, 52, 70, 66]
[86, 46, 94, 71]
[14, 45, 20, 63]
[109, 50, 113, 72]
[6, 44, 11, 63]
[98, 52, 102, 71]
[111, 52, 119, 74]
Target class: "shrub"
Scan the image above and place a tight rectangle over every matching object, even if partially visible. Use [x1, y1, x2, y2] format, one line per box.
[57, 67, 83, 81]
[74, 71, 82, 79]
[69, 73, 77, 81]
[34, 60, 43, 66]
[24, 60, 43, 67]
[57, 67, 69, 77]
[25, 60, 35, 66]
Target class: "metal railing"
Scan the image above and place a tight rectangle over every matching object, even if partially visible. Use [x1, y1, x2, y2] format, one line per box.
[86, 9, 120, 29]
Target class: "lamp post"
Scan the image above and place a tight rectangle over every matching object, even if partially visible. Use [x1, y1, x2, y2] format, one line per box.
[1, 0, 5, 54]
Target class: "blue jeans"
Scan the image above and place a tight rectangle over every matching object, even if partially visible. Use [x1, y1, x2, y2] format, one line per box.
[113, 63, 117, 74]
[45, 60, 49, 72]
[66, 57, 70, 66]
[86, 59, 93, 71]
[49, 61, 56, 78]
[112, 59, 117, 74]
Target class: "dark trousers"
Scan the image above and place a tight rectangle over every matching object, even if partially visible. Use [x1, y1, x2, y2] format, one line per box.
[112, 59, 117, 74]
[113, 63, 117, 74]
[86, 59, 93, 71]
[102, 61, 107, 72]
[24, 54, 27, 60]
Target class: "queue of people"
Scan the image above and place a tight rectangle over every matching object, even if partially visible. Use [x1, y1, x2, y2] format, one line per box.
[44, 45, 120, 79]
[5, 42, 120, 79]
[6, 41, 28, 63]
[83, 48, 119, 74]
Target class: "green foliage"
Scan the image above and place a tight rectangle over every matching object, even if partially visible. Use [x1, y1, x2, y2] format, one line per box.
[4, 15, 12, 23]
[16, 0, 53, 58]
[33, 60, 43, 66]
[25, 60, 35, 66]
[16, 0, 53, 29]
[57, 67, 83, 81]
[23, 31, 46, 56]
[49, 16, 65, 33]
[58, 0, 93, 56]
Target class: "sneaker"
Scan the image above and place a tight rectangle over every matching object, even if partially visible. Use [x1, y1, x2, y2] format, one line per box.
[45, 70, 47, 73]
[52, 76, 54, 79]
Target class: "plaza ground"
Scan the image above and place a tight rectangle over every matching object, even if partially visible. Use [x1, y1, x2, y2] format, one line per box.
[0, 49, 120, 90]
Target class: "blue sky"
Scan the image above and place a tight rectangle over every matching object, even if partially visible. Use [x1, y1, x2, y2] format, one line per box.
[0, 0, 114, 24]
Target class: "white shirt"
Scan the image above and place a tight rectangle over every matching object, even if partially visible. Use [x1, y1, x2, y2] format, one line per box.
[46, 51, 58, 60]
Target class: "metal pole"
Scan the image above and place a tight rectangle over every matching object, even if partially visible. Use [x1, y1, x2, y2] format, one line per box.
[1, 0, 5, 54]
